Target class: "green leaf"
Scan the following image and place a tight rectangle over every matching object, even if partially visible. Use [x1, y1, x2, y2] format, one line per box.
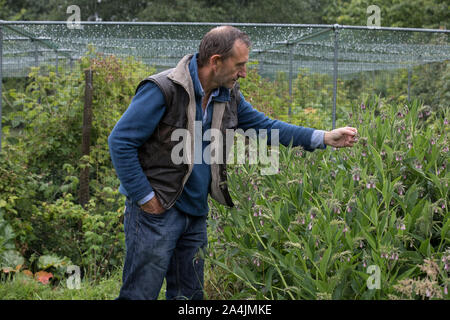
[369, 144, 384, 179]
[320, 245, 332, 279]
[0, 250, 24, 269]
[265, 267, 275, 294]
[418, 238, 432, 257]
[370, 206, 378, 227]
[38, 254, 68, 270]
[357, 221, 377, 250]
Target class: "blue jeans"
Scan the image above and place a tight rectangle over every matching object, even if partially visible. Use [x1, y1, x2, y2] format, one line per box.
[117, 199, 208, 300]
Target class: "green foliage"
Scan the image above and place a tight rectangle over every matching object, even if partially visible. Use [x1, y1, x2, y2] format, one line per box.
[206, 98, 449, 300]
[322, 0, 449, 29]
[0, 266, 123, 300]
[0, 43, 447, 299]
[0, 47, 155, 282]
[239, 63, 289, 119]
[1, 0, 446, 28]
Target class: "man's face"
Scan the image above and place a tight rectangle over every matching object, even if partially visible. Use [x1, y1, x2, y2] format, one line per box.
[214, 40, 249, 89]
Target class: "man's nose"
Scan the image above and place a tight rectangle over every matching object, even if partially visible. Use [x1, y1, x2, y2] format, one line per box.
[238, 66, 247, 78]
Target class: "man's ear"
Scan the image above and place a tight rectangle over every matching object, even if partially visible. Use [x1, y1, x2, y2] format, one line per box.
[209, 54, 222, 71]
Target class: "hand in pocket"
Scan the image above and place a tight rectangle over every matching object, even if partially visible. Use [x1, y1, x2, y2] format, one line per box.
[140, 195, 165, 214]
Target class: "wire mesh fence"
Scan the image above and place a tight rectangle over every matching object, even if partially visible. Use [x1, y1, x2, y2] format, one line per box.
[1, 21, 449, 151]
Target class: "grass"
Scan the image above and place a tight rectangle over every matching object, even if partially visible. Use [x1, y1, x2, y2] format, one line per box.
[0, 265, 179, 300]
[0, 268, 123, 300]
[0, 262, 233, 300]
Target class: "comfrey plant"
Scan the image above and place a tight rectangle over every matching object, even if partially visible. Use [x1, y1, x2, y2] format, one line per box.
[206, 97, 448, 300]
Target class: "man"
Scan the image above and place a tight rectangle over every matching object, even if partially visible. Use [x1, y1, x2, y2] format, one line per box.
[108, 26, 357, 300]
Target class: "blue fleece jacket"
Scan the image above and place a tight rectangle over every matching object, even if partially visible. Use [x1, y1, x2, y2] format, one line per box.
[108, 54, 326, 216]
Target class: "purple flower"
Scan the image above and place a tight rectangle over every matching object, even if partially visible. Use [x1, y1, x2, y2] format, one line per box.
[361, 103, 366, 110]
[444, 119, 448, 125]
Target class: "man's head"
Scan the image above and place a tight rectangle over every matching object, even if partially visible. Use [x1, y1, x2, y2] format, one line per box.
[198, 26, 251, 89]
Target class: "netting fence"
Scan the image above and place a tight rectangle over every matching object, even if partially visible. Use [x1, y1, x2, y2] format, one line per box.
[1, 21, 449, 152]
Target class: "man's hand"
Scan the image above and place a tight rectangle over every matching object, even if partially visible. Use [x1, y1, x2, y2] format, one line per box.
[324, 127, 358, 148]
[140, 196, 166, 214]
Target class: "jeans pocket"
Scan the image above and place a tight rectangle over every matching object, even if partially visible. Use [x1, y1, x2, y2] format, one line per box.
[139, 206, 169, 219]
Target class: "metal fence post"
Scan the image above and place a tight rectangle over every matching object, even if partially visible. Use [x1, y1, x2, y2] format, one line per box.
[34, 40, 38, 67]
[407, 67, 412, 102]
[288, 42, 293, 117]
[332, 25, 339, 130]
[55, 49, 59, 76]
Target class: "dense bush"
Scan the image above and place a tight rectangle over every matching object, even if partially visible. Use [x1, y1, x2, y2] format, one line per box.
[0, 51, 448, 299]
[0, 48, 155, 281]
[206, 97, 449, 299]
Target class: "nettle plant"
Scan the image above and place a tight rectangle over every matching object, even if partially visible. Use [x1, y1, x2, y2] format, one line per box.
[206, 96, 449, 300]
